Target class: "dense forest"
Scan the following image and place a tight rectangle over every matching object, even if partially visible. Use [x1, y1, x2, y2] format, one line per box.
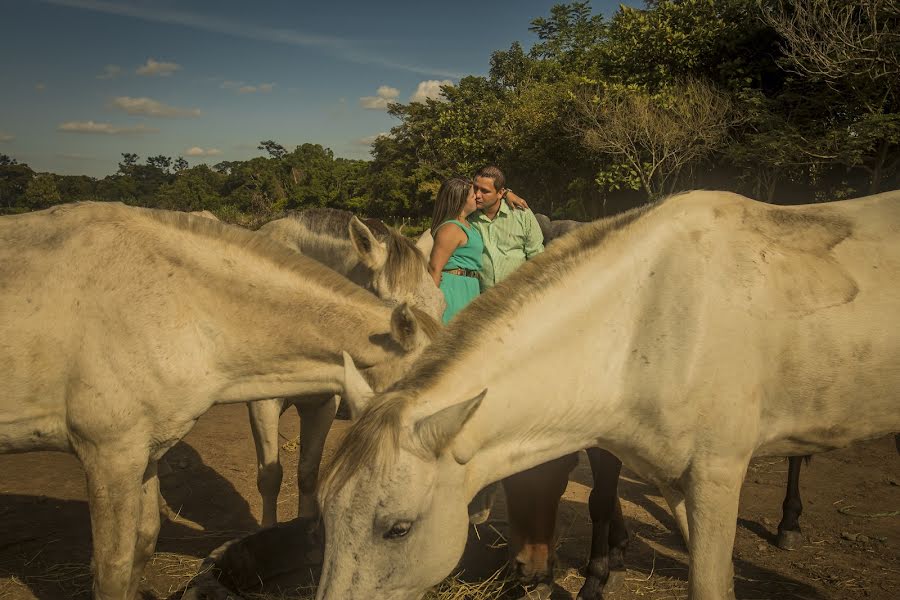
[2, 0, 898, 226]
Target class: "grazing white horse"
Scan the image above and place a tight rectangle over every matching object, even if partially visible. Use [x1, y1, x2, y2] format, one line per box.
[0, 202, 435, 600]
[245, 208, 445, 526]
[318, 190, 900, 600]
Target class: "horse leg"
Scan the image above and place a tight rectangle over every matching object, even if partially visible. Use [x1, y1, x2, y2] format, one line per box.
[776, 456, 806, 550]
[502, 453, 578, 585]
[576, 448, 628, 600]
[79, 442, 150, 600]
[658, 482, 690, 547]
[683, 459, 746, 600]
[126, 460, 162, 599]
[296, 394, 338, 520]
[248, 398, 287, 527]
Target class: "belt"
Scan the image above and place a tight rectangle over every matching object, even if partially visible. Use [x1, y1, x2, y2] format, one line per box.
[443, 268, 479, 278]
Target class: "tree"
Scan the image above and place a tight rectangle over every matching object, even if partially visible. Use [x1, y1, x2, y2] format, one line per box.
[0, 154, 18, 166]
[146, 155, 173, 173]
[24, 173, 61, 210]
[0, 160, 34, 211]
[173, 157, 189, 172]
[119, 153, 139, 171]
[762, 0, 900, 193]
[156, 164, 225, 211]
[573, 78, 736, 200]
[258, 140, 288, 159]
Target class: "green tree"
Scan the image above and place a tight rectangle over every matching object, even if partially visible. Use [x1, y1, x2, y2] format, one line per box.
[24, 173, 61, 210]
[763, 0, 900, 193]
[156, 165, 225, 212]
[0, 159, 34, 212]
[258, 140, 288, 159]
[573, 78, 737, 200]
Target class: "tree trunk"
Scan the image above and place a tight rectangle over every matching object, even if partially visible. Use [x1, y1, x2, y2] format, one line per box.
[868, 139, 890, 195]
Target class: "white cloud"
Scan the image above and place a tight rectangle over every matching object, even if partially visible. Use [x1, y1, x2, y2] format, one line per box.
[0, 133, 14, 142]
[355, 133, 390, 146]
[97, 64, 122, 79]
[57, 121, 159, 135]
[184, 146, 222, 157]
[237, 83, 275, 94]
[111, 96, 201, 118]
[35, 83, 47, 92]
[410, 79, 453, 103]
[359, 85, 399, 110]
[136, 58, 181, 77]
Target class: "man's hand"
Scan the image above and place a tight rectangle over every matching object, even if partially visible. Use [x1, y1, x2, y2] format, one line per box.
[505, 190, 529, 210]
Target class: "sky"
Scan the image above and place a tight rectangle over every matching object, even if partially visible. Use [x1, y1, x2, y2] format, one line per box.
[0, 0, 633, 177]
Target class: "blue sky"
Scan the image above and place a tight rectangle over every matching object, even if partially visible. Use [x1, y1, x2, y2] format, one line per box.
[0, 0, 632, 177]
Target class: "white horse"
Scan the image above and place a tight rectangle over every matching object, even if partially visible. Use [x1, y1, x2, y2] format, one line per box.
[245, 208, 445, 526]
[317, 190, 900, 600]
[0, 202, 436, 600]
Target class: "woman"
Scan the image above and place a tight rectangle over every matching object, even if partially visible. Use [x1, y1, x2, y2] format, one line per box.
[428, 178, 483, 324]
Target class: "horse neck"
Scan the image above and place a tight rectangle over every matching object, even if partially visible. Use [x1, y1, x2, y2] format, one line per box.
[262, 217, 364, 280]
[408, 225, 677, 496]
[162, 233, 401, 403]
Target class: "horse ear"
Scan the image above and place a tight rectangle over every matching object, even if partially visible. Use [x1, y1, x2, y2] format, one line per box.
[415, 230, 434, 256]
[342, 351, 374, 418]
[390, 303, 420, 351]
[349, 216, 387, 270]
[414, 389, 487, 458]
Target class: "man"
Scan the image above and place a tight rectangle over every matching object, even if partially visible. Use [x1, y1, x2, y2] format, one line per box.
[468, 165, 545, 291]
[464, 166, 544, 527]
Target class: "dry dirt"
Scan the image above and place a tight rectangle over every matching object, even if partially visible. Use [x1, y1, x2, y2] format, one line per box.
[1, 403, 897, 599]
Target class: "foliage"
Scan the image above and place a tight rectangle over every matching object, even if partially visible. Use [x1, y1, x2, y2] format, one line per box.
[3, 1, 898, 220]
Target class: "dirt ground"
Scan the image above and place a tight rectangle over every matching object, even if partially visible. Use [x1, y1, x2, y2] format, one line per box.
[1, 403, 897, 600]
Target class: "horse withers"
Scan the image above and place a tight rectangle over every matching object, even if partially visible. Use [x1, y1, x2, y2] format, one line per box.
[318, 190, 900, 600]
[0, 202, 437, 600]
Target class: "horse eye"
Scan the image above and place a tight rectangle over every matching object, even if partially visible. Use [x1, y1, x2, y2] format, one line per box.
[383, 521, 412, 540]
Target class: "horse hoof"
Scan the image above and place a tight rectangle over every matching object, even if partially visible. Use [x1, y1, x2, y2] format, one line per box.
[576, 577, 603, 600]
[775, 529, 802, 550]
[605, 569, 626, 592]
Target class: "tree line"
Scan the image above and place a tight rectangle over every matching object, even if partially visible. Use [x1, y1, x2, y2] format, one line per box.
[2, 0, 898, 225]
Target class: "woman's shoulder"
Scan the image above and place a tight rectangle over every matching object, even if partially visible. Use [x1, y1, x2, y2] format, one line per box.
[433, 220, 468, 243]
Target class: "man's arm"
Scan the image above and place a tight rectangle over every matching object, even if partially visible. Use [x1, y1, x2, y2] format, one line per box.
[522, 210, 545, 259]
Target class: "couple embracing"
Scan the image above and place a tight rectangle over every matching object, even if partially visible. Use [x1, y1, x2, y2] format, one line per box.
[428, 166, 545, 323]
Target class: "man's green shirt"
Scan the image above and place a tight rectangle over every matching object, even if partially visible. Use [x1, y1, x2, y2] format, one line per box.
[468, 199, 544, 291]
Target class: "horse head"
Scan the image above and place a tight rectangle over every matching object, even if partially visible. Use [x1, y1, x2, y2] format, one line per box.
[349, 217, 446, 320]
[316, 356, 487, 600]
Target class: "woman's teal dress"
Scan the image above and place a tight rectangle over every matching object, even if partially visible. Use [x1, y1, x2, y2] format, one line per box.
[437, 219, 484, 324]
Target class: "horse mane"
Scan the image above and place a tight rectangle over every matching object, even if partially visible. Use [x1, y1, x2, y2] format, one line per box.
[320, 390, 414, 500]
[81, 202, 385, 307]
[383, 232, 430, 292]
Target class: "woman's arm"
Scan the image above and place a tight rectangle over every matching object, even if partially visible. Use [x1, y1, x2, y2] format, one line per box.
[505, 190, 530, 210]
[428, 225, 466, 287]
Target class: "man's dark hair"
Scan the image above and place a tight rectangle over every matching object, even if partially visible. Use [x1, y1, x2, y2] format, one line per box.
[474, 166, 506, 192]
